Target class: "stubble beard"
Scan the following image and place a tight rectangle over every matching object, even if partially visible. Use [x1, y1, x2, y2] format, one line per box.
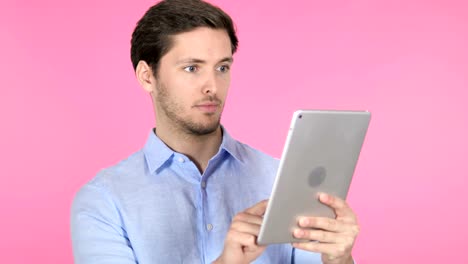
[155, 82, 222, 136]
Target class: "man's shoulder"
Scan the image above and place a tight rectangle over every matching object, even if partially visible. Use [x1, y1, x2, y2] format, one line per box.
[228, 139, 280, 197]
[77, 149, 148, 197]
[232, 139, 280, 169]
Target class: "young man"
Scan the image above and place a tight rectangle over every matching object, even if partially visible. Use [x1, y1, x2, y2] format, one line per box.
[71, 0, 359, 263]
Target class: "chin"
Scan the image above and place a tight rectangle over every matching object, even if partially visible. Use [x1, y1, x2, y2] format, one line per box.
[186, 121, 220, 136]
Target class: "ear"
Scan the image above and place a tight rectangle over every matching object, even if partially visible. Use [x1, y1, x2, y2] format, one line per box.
[135, 60, 156, 93]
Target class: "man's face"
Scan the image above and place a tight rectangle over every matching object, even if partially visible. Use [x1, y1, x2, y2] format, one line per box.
[152, 27, 233, 135]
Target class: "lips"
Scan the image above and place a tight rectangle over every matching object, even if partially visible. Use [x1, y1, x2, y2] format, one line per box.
[195, 103, 219, 113]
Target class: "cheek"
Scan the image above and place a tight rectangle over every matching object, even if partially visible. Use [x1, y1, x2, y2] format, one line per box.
[217, 76, 231, 96]
[162, 74, 192, 96]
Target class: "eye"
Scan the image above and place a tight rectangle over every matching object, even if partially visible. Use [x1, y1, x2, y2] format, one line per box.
[217, 65, 230, 73]
[183, 65, 198, 73]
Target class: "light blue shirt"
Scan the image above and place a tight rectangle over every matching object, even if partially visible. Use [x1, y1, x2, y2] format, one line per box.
[71, 128, 321, 263]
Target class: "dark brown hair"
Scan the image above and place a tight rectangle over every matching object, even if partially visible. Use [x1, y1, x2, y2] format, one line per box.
[130, 0, 238, 74]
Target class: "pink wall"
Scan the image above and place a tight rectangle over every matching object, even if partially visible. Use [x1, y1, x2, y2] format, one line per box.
[1, 0, 467, 263]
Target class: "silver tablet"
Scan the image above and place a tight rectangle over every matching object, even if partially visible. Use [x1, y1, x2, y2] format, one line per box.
[257, 110, 371, 245]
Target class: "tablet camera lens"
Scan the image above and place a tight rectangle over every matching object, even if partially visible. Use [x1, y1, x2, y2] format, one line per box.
[298, 114, 302, 119]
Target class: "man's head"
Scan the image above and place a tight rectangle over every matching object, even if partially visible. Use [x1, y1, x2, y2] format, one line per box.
[131, 0, 238, 136]
[131, 0, 238, 76]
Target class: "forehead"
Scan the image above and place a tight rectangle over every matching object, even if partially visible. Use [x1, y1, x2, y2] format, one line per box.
[165, 27, 232, 62]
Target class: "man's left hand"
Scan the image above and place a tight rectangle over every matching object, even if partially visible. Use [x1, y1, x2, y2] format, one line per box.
[292, 193, 359, 264]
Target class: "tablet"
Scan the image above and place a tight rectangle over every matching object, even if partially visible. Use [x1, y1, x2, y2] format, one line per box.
[257, 109, 371, 245]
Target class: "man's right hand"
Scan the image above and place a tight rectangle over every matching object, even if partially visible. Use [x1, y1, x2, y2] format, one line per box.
[213, 200, 268, 264]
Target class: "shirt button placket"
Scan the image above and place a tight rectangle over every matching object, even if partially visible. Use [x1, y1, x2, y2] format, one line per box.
[200, 176, 213, 264]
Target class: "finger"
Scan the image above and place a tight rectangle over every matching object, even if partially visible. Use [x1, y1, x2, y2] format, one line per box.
[293, 228, 344, 244]
[227, 229, 264, 249]
[233, 212, 264, 226]
[318, 193, 354, 219]
[297, 216, 349, 233]
[245, 199, 268, 216]
[292, 241, 348, 257]
[231, 219, 262, 236]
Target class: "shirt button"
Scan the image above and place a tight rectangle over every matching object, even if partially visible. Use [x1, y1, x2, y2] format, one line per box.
[177, 157, 184, 163]
[206, 224, 213, 231]
[201, 181, 206, 188]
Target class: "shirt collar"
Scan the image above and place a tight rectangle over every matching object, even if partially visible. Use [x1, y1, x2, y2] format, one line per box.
[219, 126, 244, 163]
[143, 126, 244, 175]
[143, 129, 175, 174]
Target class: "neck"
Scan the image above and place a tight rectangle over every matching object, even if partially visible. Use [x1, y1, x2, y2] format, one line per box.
[154, 122, 223, 174]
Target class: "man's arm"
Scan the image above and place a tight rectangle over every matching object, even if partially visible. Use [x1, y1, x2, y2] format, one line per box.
[71, 183, 137, 264]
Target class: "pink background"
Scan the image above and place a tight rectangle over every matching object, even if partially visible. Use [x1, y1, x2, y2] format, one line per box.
[1, 0, 467, 263]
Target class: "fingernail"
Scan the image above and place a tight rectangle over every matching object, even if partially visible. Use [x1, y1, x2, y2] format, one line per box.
[294, 229, 304, 237]
[300, 218, 309, 226]
[319, 192, 328, 201]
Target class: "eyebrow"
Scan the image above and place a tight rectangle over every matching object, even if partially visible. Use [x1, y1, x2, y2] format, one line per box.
[175, 57, 233, 65]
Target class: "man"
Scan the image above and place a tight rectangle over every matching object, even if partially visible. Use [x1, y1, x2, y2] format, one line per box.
[71, 0, 360, 263]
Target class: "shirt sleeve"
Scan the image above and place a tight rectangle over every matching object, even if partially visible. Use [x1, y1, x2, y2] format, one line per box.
[292, 248, 322, 263]
[71, 183, 137, 264]
[292, 248, 356, 264]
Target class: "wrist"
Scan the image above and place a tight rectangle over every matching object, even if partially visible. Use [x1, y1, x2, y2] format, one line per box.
[344, 255, 354, 264]
[322, 254, 353, 264]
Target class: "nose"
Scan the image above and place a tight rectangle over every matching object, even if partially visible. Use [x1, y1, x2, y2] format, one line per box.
[201, 71, 217, 95]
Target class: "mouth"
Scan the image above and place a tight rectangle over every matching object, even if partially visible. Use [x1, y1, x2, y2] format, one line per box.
[193, 103, 220, 113]
[195, 103, 219, 113]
